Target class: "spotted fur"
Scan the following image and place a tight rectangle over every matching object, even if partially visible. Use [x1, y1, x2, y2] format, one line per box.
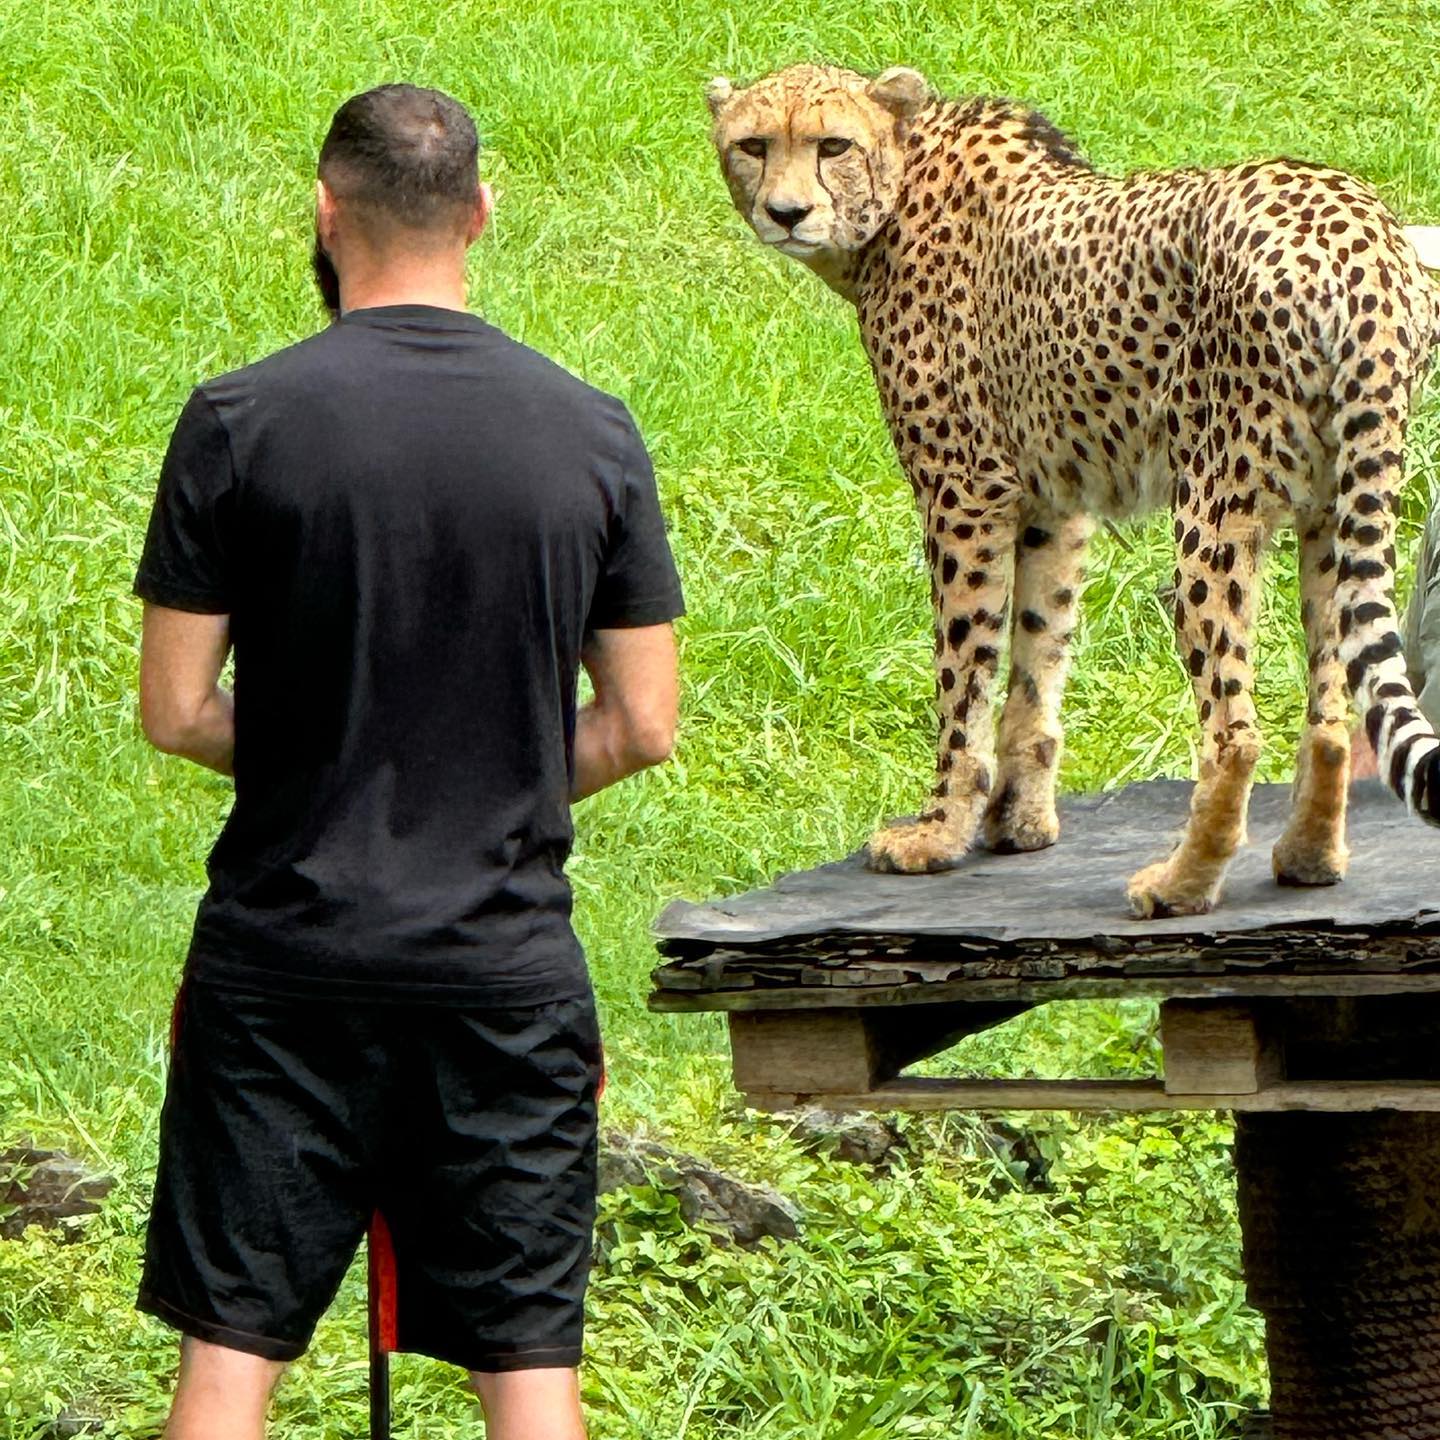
[709, 62, 1440, 916]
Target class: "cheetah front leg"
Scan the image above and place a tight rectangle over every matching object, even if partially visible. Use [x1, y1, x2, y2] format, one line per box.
[985, 511, 1093, 853]
[1127, 498, 1267, 918]
[867, 479, 1018, 873]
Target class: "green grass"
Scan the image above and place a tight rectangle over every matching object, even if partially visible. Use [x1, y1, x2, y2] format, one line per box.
[2, 0, 1439, 1434]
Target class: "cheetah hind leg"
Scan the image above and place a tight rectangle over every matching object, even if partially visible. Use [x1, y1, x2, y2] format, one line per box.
[1272, 517, 1350, 886]
[985, 512, 1092, 853]
[1127, 490, 1266, 918]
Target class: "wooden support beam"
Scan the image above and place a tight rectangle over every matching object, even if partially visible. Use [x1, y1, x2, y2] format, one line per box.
[728, 1011, 880, 1095]
[728, 1002, 1029, 1097]
[1160, 1000, 1282, 1096]
[651, 971, 1440, 1014]
[721, 993, 1440, 1115]
[739, 1077, 1440, 1115]
[863, 1001, 1031, 1080]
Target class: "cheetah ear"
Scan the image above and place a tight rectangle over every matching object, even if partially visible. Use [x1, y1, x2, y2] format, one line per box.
[705, 76, 735, 117]
[869, 66, 930, 118]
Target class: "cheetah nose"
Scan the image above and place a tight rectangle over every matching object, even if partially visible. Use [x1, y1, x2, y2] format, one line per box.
[765, 202, 813, 230]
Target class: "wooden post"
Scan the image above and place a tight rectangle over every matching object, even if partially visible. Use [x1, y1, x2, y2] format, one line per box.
[728, 1001, 1030, 1101]
[729, 1011, 881, 1096]
[1161, 1000, 1282, 1096]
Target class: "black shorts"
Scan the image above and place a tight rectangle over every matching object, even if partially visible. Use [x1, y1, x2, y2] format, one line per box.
[138, 979, 603, 1372]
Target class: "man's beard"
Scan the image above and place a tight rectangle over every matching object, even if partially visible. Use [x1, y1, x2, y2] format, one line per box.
[312, 233, 341, 321]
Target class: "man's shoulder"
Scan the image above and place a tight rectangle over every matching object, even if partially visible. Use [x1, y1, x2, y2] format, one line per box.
[191, 319, 640, 451]
[191, 327, 343, 410]
[474, 328, 653, 478]
[486, 327, 639, 438]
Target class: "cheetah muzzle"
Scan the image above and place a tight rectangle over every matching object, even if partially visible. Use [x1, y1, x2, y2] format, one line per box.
[709, 62, 1440, 917]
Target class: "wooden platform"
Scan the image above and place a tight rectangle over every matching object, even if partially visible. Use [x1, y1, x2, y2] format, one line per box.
[650, 782, 1440, 1113]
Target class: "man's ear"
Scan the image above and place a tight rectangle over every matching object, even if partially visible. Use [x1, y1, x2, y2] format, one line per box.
[868, 66, 930, 118]
[315, 178, 340, 247]
[705, 76, 735, 118]
[467, 182, 493, 246]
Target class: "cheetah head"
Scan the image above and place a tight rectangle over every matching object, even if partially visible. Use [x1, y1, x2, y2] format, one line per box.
[707, 63, 931, 275]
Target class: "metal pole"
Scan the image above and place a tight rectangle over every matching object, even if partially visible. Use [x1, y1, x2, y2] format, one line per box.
[369, 1346, 391, 1440]
[367, 1213, 396, 1440]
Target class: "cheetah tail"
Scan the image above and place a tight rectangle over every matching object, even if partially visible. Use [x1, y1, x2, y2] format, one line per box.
[1331, 362, 1440, 824]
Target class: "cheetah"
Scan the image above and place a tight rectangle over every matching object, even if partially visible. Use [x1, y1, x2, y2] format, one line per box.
[707, 63, 1440, 917]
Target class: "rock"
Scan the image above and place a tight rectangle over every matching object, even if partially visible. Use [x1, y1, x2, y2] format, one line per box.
[1241, 1412, 1274, 1440]
[597, 1136, 677, 1194]
[598, 1132, 800, 1247]
[0, 1149, 115, 1241]
[981, 1120, 1053, 1193]
[672, 1166, 801, 1247]
[788, 1108, 904, 1167]
[38, 1407, 106, 1438]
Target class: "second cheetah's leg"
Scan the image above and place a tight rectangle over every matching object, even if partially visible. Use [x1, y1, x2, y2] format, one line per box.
[985, 511, 1093, 853]
[1127, 501, 1268, 918]
[1273, 516, 1351, 885]
[866, 479, 1018, 873]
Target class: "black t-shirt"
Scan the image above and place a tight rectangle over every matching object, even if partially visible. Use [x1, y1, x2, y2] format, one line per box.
[135, 305, 684, 1003]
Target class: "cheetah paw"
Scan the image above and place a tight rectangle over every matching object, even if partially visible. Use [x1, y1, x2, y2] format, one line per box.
[865, 817, 970, 874]
[1272, 834, 1349, 888]
[1125, 860, 1219, 919]
[984, 797, 1060, 855]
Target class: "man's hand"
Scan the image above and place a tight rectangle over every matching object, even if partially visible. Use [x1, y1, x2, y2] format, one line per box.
[139, 605, 236, 775]
[572, 625, 678, 801]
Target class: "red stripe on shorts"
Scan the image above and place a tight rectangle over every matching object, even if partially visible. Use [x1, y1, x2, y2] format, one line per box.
[368, 1210, 400, 1354]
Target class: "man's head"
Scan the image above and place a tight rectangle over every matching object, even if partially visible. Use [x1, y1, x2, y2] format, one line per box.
[313, 84, 490, 313]
[706, 63, 930, 266]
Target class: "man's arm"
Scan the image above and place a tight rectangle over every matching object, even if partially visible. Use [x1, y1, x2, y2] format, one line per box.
[139, 604, 236, 776]
[1404, 508, 1440, 729]
[572, 624, 678, 801]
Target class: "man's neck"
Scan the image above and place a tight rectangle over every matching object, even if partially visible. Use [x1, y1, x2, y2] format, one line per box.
[339, 258, 469, 316]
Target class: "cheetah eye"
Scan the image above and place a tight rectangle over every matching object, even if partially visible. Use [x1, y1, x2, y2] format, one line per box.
[818, 138, 853, 159]
[736, 138, 767, 158]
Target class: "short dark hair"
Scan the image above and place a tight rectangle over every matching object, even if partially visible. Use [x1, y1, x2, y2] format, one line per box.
[319, 84, 479, 234]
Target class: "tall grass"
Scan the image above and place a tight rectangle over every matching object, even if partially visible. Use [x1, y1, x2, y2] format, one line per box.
[2, 0, 1438, 1433]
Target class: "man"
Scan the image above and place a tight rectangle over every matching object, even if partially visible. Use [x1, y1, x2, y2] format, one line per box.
[134, 84, 683, 1440]
[1352, 504, 1440, 776]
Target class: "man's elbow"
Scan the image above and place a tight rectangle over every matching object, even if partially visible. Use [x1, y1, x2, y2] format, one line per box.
[624, 717, 677, 770]
[141, 701, 196, 757]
